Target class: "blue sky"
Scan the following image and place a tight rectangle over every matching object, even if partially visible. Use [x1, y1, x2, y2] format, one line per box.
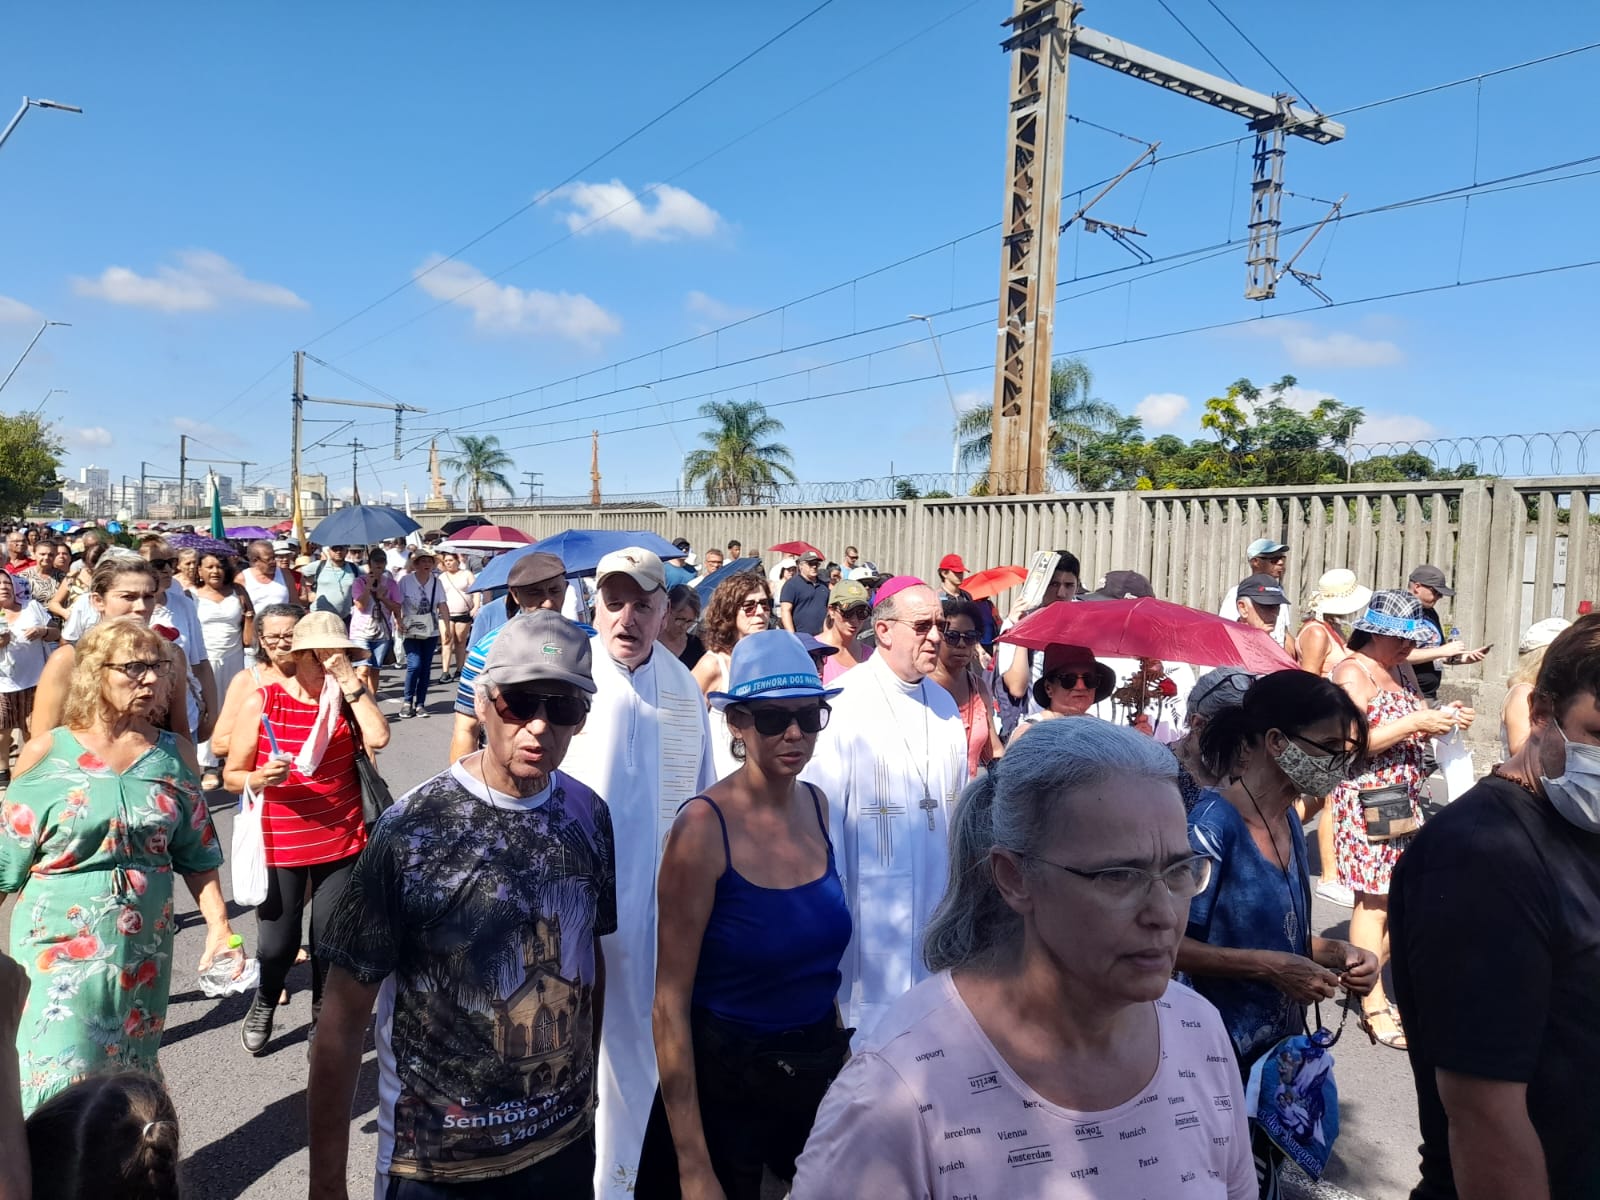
[4, 1, 1598, 504]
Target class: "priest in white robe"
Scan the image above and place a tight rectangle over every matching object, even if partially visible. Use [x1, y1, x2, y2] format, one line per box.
[801, 577, 967, 1044]
[561, 548, 714, 1198]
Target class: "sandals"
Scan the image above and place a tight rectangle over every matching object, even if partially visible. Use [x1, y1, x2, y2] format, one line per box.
[1358, 1002, 1407, 1050]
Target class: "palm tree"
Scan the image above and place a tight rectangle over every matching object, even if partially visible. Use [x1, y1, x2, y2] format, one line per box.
[441, 434, 514, 510]
[682, 399, 796, 506]
[956, 358, 1118, 487]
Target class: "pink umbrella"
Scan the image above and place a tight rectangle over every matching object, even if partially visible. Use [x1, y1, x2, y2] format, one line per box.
[449, 524, 532, 544]
[1000, 596, 1298, 674]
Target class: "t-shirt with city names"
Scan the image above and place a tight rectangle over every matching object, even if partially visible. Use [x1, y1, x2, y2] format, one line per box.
[317, 758, 617, 1188]
[792, 973, 1254, 1200]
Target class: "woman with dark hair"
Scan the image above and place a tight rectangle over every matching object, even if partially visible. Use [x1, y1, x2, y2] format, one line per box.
[793, 718, 1252, 1197]
[693, 570, 773, 779]
[25, 1070, 181, 1199]
[812, 579, 870, 683]
[191, 551, 255, 790]
[1008, 641, 1115, 740]
[931, 598, 1002, 778]
[1177, 670, 1377, 1195]
[1169, 668, 1253, 811]
[641, 631, 851, 1198]
[1329, 591, 1472, 1049]
[657, 583, 705, 669]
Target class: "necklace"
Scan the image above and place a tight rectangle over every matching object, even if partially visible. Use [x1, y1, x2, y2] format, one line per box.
[1237, 774, 1306, 960]
[874, 666, 939, 830]
[1490, 764, 1539, 795]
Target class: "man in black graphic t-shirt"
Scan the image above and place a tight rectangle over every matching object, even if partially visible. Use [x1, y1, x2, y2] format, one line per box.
[310, 612, 616, 1198]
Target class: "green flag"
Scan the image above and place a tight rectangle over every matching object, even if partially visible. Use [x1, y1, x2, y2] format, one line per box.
[208, 473, 225, 539]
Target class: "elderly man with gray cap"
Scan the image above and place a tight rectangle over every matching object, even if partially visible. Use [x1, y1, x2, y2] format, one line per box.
[310, 609, 616, 1199]
[448, 551, 574, 764]
[1218, 537, 1296, 646]
[558, 546, 714, 1198]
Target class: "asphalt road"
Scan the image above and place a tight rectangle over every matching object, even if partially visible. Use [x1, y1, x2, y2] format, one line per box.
[8, 668, 1428, 1199]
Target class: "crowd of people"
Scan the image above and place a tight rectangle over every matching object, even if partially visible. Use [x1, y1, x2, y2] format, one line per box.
[0, 516, 1597, 1199]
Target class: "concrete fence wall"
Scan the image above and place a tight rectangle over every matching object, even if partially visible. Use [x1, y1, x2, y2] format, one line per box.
[485, 476, 1600, 721]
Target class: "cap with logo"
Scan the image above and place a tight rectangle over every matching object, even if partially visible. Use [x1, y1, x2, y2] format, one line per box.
[507, 551, 567, 589]
[596, 547, 666, 593]
[1236, 573, 1289, 606]
[706, 629, 843, 711]
[1247, 538, 1290, 559]
[481, 610, 596, 694]
[829, 578, 869, 608]
[1407, 564, 1455, 598]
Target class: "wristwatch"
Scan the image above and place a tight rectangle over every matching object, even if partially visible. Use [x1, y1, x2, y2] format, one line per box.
[343, 684, 368, 703]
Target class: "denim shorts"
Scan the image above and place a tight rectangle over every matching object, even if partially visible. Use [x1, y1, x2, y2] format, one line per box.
[355, 635, 392, 668]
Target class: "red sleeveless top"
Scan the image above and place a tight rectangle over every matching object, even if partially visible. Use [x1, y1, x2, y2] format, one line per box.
[255, 683, 366, 868]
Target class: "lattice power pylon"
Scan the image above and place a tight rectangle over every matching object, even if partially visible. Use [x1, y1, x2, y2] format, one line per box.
[987, 3, 1346, 495]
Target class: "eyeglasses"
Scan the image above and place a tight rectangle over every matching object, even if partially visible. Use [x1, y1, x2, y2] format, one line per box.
[835, 604, 870, 621]
[886, 616, 946, 638]
[149, 558, 177, 570]
[736, 703, 831, 737]
[258, 634, 296, 647]
[1024, 852, 1213, 909]
[107, 660, 173, 681]
[1290, 732, 1359, 774]
[1045, 670, 1098, 690]
[739, 599, 773, 615]
[943, 629, 982, 647]
[489, 688, 590, 727]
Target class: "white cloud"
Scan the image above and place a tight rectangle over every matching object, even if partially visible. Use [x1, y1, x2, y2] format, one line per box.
[1357, 413, 1436, 443]
[1272, 385, 1338, 414]
[71, 426, 113, 447]
[1244, 319, 1402, 369]
[173, 415, 241, 446]
[1135, 392, 1189, 428]
[549, 180, 722, 242]
[685, 290, 754, 327]
[952, 388, 987, 414]
[413, 256, 621, 342]
[71, 250, 307, 313]
[0, 295, 39, 324]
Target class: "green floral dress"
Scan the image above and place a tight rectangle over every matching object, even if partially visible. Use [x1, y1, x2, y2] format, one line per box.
[0, 727, 223, 1114]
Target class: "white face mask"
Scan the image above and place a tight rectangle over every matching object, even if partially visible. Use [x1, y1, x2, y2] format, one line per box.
[1273, 739, 1347, 799]
[1541, 722, 1600, 834]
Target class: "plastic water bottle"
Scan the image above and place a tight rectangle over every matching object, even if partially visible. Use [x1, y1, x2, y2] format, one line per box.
[198, 934, 260, 998]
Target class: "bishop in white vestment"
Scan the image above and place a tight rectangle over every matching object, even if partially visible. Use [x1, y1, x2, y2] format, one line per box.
[801, 579, 967, 1043]
[559, 552, 714, 1198]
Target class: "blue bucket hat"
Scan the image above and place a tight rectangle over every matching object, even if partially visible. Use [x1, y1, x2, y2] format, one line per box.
[707, 629, 844, 711]
[1350, 590, 1443, 647]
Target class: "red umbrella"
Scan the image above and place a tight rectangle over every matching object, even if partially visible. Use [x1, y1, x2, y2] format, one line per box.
[960, 565, 1027, 602]
[769, 540, 823, 558]
[1000, 596, 1298, 674]
[270, 519, 296, 534]
[449, 524, 533, 544]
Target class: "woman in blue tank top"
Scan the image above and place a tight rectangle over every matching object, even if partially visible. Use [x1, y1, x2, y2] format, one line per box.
[638, 630, 854, 1200]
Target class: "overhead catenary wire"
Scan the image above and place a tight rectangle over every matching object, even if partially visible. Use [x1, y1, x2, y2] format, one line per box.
[1154, 0, 1239, 83]
[1202, 0, 1319, 111]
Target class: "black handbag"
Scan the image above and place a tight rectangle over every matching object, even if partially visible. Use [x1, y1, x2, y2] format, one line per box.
[342, 700, 396, 827]
[1359, 783, 1416, 842]
[691, 1009, 853, 1113]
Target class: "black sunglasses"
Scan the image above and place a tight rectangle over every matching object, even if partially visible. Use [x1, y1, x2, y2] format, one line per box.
[943, 629, 982, 647]
[739, 599, 773, 615]
[737, 702, 831, 737]
[490, 688, 590, 727]
[835, 604, 870, 620]
[149, 558, 178, 569]
[1046, 670, 1098, 690]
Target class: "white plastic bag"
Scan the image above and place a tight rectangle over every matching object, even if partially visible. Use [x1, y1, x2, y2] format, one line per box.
[1433, 727, 1476, 803]
[230, 782, 269, 907]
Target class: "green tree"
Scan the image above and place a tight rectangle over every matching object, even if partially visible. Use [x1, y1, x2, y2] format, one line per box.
[441, 434, 514, 510]
[0, 413, 63, 519]
[1071, 376, 1471, 490]
[682, 399, 796, 506]
[956, 358, 1117, 486]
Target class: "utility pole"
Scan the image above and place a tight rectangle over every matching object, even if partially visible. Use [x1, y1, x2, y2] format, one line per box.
[522, 471, 543, 506]
[988, 2, 1345, 495]
[347, 440, 366, 506]
[0, 96, 82, 154]
[589, 432, 602, 508]
[290, 349, 425, 545]
[178, 435, 187, 522]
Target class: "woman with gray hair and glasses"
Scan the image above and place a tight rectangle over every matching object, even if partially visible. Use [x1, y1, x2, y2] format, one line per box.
[791, 718, 1254, 1199]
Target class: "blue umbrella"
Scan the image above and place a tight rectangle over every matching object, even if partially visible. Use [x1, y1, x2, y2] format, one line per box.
[692, 555, 766, 600]
[307, 504, 420, 547]
[49, 519, 79, 533]
[471, 529, 682, 592]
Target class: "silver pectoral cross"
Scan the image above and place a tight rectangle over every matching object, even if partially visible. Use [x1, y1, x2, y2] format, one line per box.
[919, 788, 937, 830]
